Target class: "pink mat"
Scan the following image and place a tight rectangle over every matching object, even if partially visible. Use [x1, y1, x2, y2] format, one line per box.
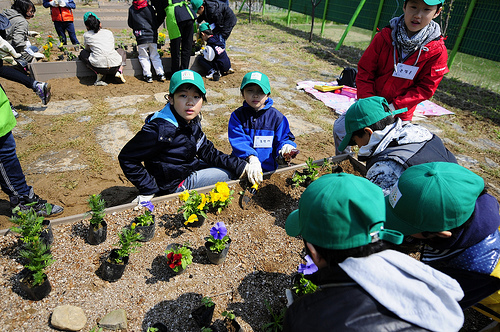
[296, 81, 454, 117]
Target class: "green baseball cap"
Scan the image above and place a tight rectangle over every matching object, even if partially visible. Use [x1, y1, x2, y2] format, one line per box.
[199, 22, 210, 32]
[240, 71, 271, 95]
[338, 96, 407, 152]
[385, 162, 484, 236]
[286, 173, 403, 250]
[423, 0, 445, 5]
[191, 0, 203, 11]
[169, 70, 206, 95]
[83, 11, 99, 22]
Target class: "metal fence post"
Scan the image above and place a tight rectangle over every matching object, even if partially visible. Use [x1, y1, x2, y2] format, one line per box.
[447, 0, 477, 69]
[335, 0, 367, 50]
[371, 0, 384, 40]
[320, 0, 330, 37]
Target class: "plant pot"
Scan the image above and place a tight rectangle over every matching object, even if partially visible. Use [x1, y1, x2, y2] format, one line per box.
[132, 216, 155, 242]
[87, 220, 107, 245]
[225, 318, 244, 332]
[19, 271, 51, 301]
[150, 322, 169, 332]
[191, 303, 215, 328]
[205, 238, 231, 265]
[100, 249, 129, 282]
[40, 219, 54, 246]
[187, 215, 205, 228]
[165, 243, 188, 275]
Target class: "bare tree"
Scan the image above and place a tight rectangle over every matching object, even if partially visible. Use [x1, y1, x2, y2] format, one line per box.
[309, 0, 323, 42]
[439, 0, 455, 36]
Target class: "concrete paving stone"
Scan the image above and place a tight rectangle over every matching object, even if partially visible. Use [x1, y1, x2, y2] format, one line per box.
[272, 81, 291, 89]
[26, 149, 86, 174]
[105, 95, 151, 109]
[206, 89, 223, 99]
[444, 120, 467, 135]
[266, 57, 279, 64]
[15, 116, 33, 125]
[95, 121, 135, 160]
[109, 107, 139, 116]
[222, 87, 242, 97]
[321, 117, 336, 126]
[416, 122, 443, 135]
[274, 76, 288, 83]
[296, 61, 310, 66]
[12, 127, 31, 139]
[286, 114, 323, 136]
[28, 99, 92, 115]
[485, 157, 500, 169]
[154, 92, 169, 103]
[478, 138, 500, 150]
[442, 137, 459, 146]
[279, 90, 298, 101]
[292, 99, 313, 112]
[320, 70, 332, 78]
[77, 116, 92, 122]
[282, 61, 294, 67]
[203, 104, 226, 113]
[231, 47, 251, 54]
[455, 154, 480, 169]
[247, 58, 261, 65]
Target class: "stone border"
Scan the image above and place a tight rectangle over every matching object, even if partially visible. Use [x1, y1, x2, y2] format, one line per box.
[0, 154, 365, 235]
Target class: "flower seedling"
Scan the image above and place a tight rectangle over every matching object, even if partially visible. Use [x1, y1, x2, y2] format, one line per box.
[178, 189, 208, 225]
[165, 243, 193, 272]
[87, 194, 106, 227]
[158, 32, 166, 45]
[201, 296, 215, 308]
[134, 201, 154, 227]
[292, 274, 318, 296]
[207, 182, 234, 213]
[112, 227, 143, 263]
[206, 222, 230, 253]
[146, 327, 158, 332]
[222, 310, 235, 320]
[304, 157, 320, 180]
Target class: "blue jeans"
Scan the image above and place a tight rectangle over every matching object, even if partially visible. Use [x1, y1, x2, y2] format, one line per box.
[175, 164, 237, 193]
[0, 131, 31, 197]
[54, 21, 80, 45]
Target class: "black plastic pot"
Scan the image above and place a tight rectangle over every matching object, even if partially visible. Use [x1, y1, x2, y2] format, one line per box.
[224, 318, 244, 332]
[205, 238, 231, 265]
[192, 303, 215, 328]
[150, 322, 168, 332]
[165, 243, 188, 275]
[100, 249, 129, 282]
[19, 271, 51, 301]
[40, 219, 53, 246]
[132, 216, 155, 242]
[87, 220, 107, 245]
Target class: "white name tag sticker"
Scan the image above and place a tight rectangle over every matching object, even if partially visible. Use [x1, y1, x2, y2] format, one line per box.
[253, 135, 273, 148]
[393, 63, 418, 80]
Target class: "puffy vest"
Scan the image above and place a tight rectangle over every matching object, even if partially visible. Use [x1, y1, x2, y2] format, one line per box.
[50, 7, 74, 22]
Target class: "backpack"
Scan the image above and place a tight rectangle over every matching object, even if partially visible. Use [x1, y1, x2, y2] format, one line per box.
[337, 67, 357, 88]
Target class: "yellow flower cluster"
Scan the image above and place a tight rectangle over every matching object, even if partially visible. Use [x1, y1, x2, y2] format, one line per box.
[185, 214, 198, 226]
[210, 182, 230, 202]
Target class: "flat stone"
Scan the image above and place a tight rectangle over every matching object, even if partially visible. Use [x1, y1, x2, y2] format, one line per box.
[16, 116, 33, 125]
[222, 87, 241, 97]
[292, 99, 312, 112]
[477, 138, 500, 150]
[206, 89, 223, 99]
[203, 104, 226, 113]
[455, 154, 480, 169]
[485, 157, 499, 168]
[279, 90, 297, 101]
[77, 116, 92, 122]
[99, 309, 127, 330]
[266, 57, 279, 64]
[12, 127, 31, 139]
[417, 122, 442, 135]
[442, 137, 459, 146]
[296, 61, 309, 66]
[272, 81, 290, 89]
[51, 305, 87, 331]
[231, 46, 251, 54]
[109, 107, 138, 116]
[319, 70, 331, 77]
[28, 99, 92, 115]
[105, 95, 150, 109]
[26, 149, 86, 174]
[286, 114, 323, 136]
[95, 121, 135, 159]
[444, 120, 467, 135]
[154, 92, 169, 103]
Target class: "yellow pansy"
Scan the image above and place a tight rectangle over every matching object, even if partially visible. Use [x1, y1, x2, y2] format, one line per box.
[197, 193, 207, 210]
[43, 45, 48, 50]
[210, 192, 221, 203]
[179, 190, 189, 202]
[49, 42, 53, 48]
[184, 214, 198, 225]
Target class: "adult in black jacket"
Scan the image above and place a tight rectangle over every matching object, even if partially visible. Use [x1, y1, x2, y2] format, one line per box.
[283, 173, 465, 332]
[195, 0, 236, 43]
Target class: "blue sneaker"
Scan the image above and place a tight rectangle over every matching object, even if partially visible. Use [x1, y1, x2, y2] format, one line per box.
[33, 82, 51, 105]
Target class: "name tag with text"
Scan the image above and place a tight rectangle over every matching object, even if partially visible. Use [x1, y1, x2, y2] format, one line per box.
[393, 63, 418, 80]
[254, 136, 273, 148]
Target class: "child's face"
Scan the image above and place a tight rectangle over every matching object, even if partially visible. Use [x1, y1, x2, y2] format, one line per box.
[197, 6, 204, 16]
[201, 31, 209, 42]
[168, 84, 203, 123]
[242, 84, 268, 111]
[352, 128, 372, 147]
[403, 0, 441, 37]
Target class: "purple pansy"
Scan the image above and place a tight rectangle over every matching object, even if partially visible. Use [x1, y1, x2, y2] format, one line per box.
[141, 201, 154, 212]
[210, 222, 227, 240]
[297, 255, 318, 275]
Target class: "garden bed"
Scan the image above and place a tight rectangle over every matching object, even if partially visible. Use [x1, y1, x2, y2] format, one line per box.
[0, 158, 362, 331]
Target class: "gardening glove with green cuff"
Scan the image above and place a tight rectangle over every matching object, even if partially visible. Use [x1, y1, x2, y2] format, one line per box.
[132, 194, 154, 210]
[244, 155, 263, 185]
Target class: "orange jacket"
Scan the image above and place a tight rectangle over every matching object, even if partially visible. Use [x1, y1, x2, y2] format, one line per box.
[50, 7, 74, 22]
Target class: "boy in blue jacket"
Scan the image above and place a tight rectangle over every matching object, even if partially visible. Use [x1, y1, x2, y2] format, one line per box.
[196, 22, 232, 81]
[228, 71, 297, 185]
[118, 70, 253, 205]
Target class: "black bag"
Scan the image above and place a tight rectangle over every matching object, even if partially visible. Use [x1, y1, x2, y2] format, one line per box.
[337, 67, 357, 88]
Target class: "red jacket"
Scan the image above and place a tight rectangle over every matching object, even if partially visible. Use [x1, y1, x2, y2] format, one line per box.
[356, 26, 449, 121]
[50, 7, 74, 22]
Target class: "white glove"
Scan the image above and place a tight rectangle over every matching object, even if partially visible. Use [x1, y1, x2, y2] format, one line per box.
[58, 0, 66, 7]
[203, 45, 215, 61]
[131, 194, 155, 210]
[48, 0, 57, 5]
[279, 144, 295, 156]
[245, 156, 263, 185]
[32, 52, 45, 59]
[28, 31, 40, 37]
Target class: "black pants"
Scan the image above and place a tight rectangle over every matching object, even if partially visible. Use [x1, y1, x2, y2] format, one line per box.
[169, 19, 194, 74]
[0, 60, 35, 90]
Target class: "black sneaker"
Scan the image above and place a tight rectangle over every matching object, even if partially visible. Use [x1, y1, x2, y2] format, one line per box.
[145, 76, 153, 83]
[10, 188, 63, 217]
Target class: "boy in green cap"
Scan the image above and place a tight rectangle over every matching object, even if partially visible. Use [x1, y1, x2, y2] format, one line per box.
[196, 22, 232, 81]
[228, 71, 297, 185]
[338, 96, 456, 195]
[119, 69, 253, 206]
[385, 162, 500, 313]
[283, 173, 464, 331]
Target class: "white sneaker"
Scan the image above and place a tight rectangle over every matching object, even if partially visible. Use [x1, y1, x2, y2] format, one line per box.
[94, 73, 107, 86]
[206, 69, 216, 79]
[115, 71, 126, 83]
[227, 67, 235, 74]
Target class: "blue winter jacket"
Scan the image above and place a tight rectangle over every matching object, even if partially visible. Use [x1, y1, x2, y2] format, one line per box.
[228, 98, 296, 172]
[205, 34, 231, 72]
[118, 103, 247, 195]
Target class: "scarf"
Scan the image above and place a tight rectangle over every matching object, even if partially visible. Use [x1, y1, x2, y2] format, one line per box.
[133, 0, 148, 10]
[390, 15, 441, 60]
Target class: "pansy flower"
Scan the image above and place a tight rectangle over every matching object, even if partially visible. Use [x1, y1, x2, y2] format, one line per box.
[210, 222, 227, 240]
[298, 255, 318, 275]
